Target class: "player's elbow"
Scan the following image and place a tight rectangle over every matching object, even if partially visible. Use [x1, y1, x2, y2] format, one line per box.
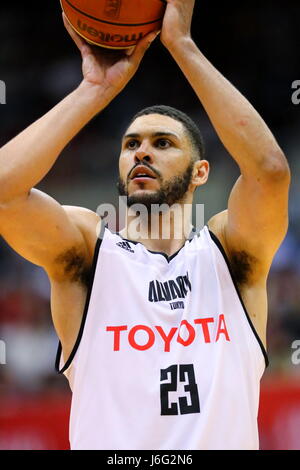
[260, 150, 291, 185]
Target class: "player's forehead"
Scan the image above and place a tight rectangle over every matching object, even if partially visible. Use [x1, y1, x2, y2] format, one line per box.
[124, 114, 186, 141]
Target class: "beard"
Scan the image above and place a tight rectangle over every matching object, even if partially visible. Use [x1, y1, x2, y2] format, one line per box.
[117, 162, 194, 211]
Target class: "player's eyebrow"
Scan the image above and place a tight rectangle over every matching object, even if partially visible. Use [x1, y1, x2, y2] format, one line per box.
[123, 131, 180, 141]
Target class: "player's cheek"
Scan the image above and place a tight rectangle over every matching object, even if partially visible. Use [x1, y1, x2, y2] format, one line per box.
[118, 156, 130, 180]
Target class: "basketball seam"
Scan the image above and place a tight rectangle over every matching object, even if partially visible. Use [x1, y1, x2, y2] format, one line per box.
[63, 0, 164, 27]
[67, 22, 134, 48]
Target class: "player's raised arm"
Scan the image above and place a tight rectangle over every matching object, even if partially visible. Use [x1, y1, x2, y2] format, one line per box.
[0, 15, 158, 205]
[161, 0, 290, 278]
[0, 15, 158, 276]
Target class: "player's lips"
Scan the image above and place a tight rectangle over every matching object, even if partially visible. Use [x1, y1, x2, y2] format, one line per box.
[130, 166, 157, 180]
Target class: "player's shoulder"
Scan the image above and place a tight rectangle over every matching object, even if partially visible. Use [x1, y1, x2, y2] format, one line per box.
[207, 209, 233, 271]
[63, 205, 99, 219]
[207, 210, 265, 287]
[207, 210, 228, 247]
[63, 205, 101, 259]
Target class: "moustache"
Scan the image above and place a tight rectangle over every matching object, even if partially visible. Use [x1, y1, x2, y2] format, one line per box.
[128, 162, 161, 181]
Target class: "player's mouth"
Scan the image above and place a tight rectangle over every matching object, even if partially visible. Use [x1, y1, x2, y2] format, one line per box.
[130, 165, 157, 181]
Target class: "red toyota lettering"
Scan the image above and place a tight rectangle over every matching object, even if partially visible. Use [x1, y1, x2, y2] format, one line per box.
[194, 317, 214, 343]
[177, 320, 195, 347]
[216, 314, 230, 341]
[155, 326, 178, 352]
[128, 325, 155, 351]
[106, 325, 128, 351]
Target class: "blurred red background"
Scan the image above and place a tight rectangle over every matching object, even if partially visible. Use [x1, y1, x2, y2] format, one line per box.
[0, 376, 300, 450]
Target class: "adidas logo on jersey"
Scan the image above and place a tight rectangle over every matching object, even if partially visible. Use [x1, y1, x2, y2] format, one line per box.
[116, 241, 135, 253]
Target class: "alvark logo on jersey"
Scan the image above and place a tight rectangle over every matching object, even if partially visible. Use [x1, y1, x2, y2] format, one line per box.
[149, 272, 191, 310]
[148, 272, 191, 302]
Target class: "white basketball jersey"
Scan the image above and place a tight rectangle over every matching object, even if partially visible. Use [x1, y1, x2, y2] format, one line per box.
[56, 226, 268, 450]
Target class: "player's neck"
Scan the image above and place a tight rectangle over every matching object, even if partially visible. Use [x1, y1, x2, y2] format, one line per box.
[120, 203, 193, 257]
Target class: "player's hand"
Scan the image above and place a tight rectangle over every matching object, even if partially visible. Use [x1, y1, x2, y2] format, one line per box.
[62, 13, 158, 96]
[160, 0, 195, 50]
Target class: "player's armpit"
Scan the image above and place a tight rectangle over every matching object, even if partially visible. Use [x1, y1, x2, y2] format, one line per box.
[0, 188, 99, 282]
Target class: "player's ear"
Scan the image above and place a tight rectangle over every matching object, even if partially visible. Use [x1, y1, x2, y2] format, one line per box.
[190, 160, 209, 190]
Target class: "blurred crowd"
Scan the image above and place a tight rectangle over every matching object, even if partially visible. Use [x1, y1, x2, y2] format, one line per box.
[0, 1, 300, 400]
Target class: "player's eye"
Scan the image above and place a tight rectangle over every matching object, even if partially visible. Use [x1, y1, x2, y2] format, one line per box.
[155, 139, 171, 149]
[126, 140, 139, 150]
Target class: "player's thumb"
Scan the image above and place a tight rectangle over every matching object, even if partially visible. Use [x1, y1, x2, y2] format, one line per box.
[129, 30, 160, 64]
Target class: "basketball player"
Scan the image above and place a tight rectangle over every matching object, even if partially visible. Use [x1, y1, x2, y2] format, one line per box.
[0, 0, 290, 450]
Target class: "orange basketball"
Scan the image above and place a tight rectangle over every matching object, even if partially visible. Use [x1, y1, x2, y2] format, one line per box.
[61, 0, 166, 49]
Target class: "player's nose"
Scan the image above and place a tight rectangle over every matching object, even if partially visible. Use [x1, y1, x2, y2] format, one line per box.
[134, 143, 154, 164]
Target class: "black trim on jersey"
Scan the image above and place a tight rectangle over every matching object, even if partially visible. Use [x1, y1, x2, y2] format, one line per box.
[116, 227, 200, 263]
[208, 230, 269, 369]
[55, 226, 105, 374]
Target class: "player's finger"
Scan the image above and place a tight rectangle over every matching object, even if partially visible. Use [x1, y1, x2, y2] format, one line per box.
[124, 46, 135, 57]
[130, 30, 160, 64]
[62, 12, 89, 52]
